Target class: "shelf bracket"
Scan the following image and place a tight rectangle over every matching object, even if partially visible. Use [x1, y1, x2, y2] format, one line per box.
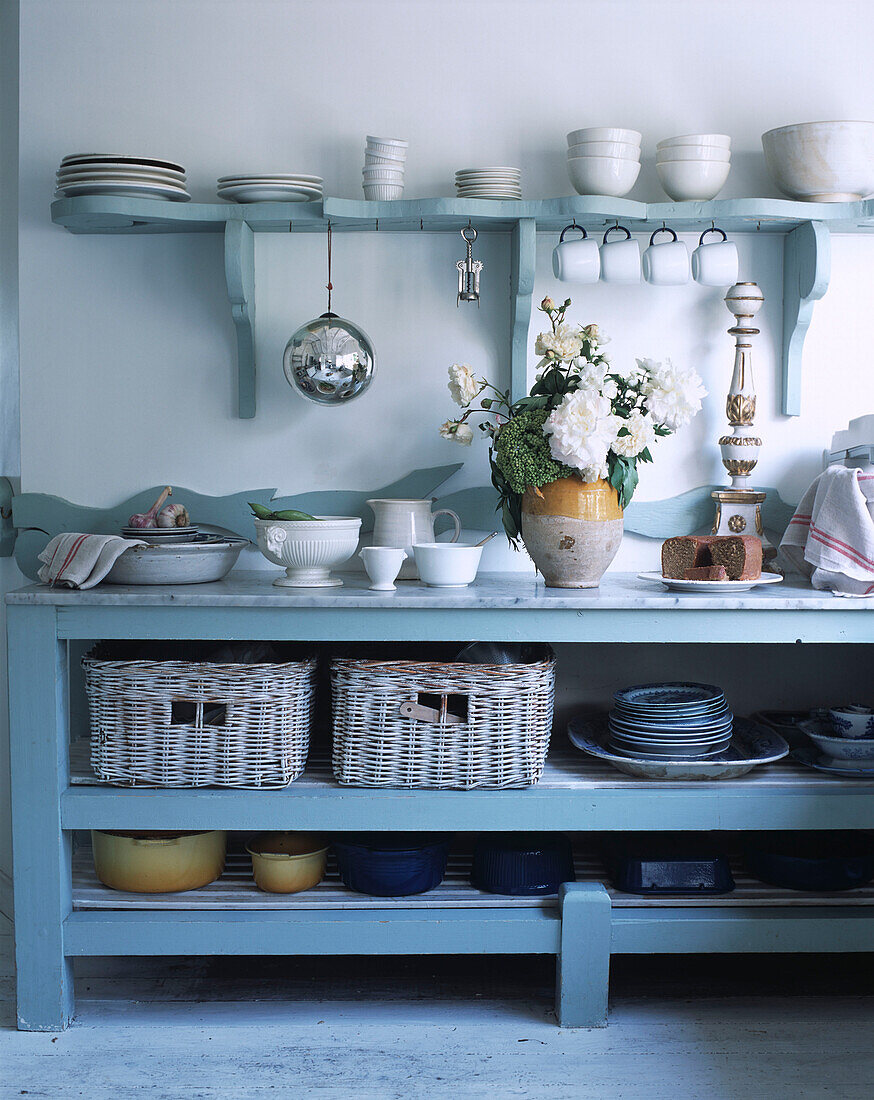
[782, 220, 830, 416]
[510, 218, 537, 403]
[224, 220, 256, 418]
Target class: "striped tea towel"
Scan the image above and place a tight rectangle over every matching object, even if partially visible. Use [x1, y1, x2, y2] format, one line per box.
[779, 465, 874, 597]
[37, 533, 144, 589]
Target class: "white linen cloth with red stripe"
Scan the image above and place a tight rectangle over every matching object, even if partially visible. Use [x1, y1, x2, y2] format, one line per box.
[779, 465, 874, 596]
[37, 533, 144, 589]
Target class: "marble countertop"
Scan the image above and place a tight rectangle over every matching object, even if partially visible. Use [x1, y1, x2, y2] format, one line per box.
[6, 570, 871, 610]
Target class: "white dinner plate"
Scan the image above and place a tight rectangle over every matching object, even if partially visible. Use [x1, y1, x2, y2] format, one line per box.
[57, 169, 188, 186]
[455, 173, 521, 181]
[217, 173, 323, 184]
[456, 166, 520, 175]
[61, 153, 185, 172]
[217, 185, 322, 203]
[56, 181, 191, 201]
[637, 570, 784, 593]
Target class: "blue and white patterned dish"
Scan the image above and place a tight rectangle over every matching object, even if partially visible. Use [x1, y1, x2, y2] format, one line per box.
[828, 706, 874, 739]
[614, 683, 725, 709]
[609, 713, 733, 735]
[792, 747, 874, 779]
[568, 714, 789, 780]
[799, 719, 874, 763]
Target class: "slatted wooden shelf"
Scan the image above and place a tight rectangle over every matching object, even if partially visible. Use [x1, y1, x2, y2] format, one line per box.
[71, 849, 874, 912]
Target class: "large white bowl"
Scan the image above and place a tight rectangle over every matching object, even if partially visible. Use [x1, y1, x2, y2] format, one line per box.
[568, 127, 641, 147]
[657, 133, 731, 150]
[656, 158, 731, 201]
[567, 155, 640, 197]
[656, 146, 731, 163]
[412, 543, 483, 588]
[762, 120, 874, 201]
[254, 516, 361, 587]
[567, 140, 640, 160]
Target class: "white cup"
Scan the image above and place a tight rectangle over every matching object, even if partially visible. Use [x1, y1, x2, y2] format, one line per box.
[358, 546, 407, 591]
[600, 225, 641, 284]
[552, 223, 601, 283]
[642, 227, 690, 285]
[691, 227, 739, 286]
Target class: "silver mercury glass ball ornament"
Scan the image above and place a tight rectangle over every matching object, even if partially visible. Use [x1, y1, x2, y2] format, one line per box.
[283, 312, 376, 404]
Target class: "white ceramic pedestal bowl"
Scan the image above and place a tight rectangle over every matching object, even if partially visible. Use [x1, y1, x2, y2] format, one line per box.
[412, 543, 483, 588]
[254, 516, 362, 588]
[762, 121, 874, 201]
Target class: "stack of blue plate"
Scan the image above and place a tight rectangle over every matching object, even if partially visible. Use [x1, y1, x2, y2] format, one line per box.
[608, 682, 733, 760]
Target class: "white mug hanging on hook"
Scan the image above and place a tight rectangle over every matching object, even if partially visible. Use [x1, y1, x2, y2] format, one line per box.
[599, 225, 641, 284]
[642, 226, 690, 286]
[691, 226, 739, 287]
[552, 223, 600, 283]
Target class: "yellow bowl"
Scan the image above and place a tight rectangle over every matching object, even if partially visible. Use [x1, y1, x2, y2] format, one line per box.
[247, 832, 328, 894]
[92, 829, 226, 893]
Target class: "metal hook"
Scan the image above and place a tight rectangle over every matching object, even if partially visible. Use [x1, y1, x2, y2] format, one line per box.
[288, 221, 293, 233]
[375, 219, 379, 232]
[420, 218, 424, 231]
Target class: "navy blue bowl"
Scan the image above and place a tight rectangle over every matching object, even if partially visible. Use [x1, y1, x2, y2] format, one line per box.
[471, 833, 575, 896]
[745, 832, 874, 892]
[332, 834, 451, 897]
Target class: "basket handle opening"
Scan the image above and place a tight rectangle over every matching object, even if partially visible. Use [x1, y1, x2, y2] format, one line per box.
[170, 701, 228, 727]
[399, 693, 468, 725]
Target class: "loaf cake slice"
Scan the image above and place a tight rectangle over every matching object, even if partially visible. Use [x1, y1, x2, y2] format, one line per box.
[709, 535, 762, 581]
[661, 536, 716, 579]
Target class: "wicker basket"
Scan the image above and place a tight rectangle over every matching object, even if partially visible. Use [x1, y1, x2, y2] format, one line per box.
[84, 654, 317, 788]
[331, 651, 555, 789]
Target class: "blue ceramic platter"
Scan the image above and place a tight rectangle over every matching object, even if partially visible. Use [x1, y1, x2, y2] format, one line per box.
[791, 747, 874, 779]
[568, 713, 789, 780]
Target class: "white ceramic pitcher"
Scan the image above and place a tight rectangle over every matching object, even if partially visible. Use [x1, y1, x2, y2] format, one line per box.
[367, 498, 461, 579]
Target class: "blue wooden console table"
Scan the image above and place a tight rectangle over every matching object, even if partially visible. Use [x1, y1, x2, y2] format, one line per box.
[7, 572, 874, 1031]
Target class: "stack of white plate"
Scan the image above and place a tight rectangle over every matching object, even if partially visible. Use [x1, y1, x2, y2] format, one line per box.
[608, 682, 734, 760]
[217, 175, 323, 203]
[566, 128, 641, 197]
[55, 154, 190, 201]
[455, 167, 521, 200]
[656, 134, 731, 201]
[363, 136, 408, 200]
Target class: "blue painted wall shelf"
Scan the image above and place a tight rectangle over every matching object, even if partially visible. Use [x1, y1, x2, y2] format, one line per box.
[52, 195, 874, 418]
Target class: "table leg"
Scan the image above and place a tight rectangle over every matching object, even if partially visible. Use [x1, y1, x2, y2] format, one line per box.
[556, 881, 611, 1027]
[8, 605, 74, 1030]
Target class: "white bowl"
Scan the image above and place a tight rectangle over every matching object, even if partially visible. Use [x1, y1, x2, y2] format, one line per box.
[762, 120, 874, 201]
[567, 155, 640, 197]
[656, 146, 731, 163]
[657, 133, 731, 150]
[254, 516, 361, 588]
[365, 151, 406, 165]
[366, 137, 408, 157]
[363, 184, 404, 200]
[412, 543, 483, 588]
[567, 140, 640, 160]
[656, 158, 731, 201]
[568, 127, 641, 147]
[363, 167, 405, 178]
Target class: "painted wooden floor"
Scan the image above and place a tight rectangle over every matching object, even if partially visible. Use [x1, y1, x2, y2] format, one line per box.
[2, 933, 874, 1100]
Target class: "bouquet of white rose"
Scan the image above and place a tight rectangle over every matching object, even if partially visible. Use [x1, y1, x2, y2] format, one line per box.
[440, 297, 706, 543]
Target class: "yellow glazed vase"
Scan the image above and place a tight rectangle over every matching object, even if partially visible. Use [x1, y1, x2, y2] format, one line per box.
[521, 476, 624, 588]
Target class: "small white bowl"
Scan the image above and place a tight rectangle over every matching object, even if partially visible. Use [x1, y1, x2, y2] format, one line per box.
[567, 140, 640, 160]
[365, 151, 406, 165]
[568, 127, 641, 147]
[254, 516, 361, 588]
[366, 137, 408, 156]
[657, 133, 731, 150]
[567, 155, 640, 197]
[656, 146, 731, 163]
[656, 158, 730, 201]
[363, 166, 405, 178]
[363, 184, 405, 200]
[762, 120, 874, 201]
[412, 543, 483, 588]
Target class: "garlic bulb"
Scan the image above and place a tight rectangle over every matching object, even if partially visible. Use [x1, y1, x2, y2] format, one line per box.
[128, 487, 172, 528]
[157, 503, 190, 528]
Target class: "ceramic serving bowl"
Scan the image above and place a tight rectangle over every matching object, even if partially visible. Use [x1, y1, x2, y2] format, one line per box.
[656, 158, 730, 201]
[657, 133, 731, 150]
[91, 829, 226, 893]
[247, 832, 328, 894]
[567, 127, 641, 147]
[762, 120, 874, 201]
[800, 719, 874, 764]
[412, 542, 483, 587]
[254, 516, 361, 588]
[656, 146, 731, 163]
[471, 833, 575, 896]
[567, 155, 640, 197]
[567, 140, 640, 160]
[332, 834, 451, 896]
[105, 538, 247, 585]
[829, 706, 874, 739]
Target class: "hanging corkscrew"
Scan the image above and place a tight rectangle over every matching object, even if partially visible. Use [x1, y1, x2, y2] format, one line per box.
[456, 224, 483, 306]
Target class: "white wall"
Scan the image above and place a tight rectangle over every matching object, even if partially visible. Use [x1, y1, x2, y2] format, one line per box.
[15, 0, 874, 575]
